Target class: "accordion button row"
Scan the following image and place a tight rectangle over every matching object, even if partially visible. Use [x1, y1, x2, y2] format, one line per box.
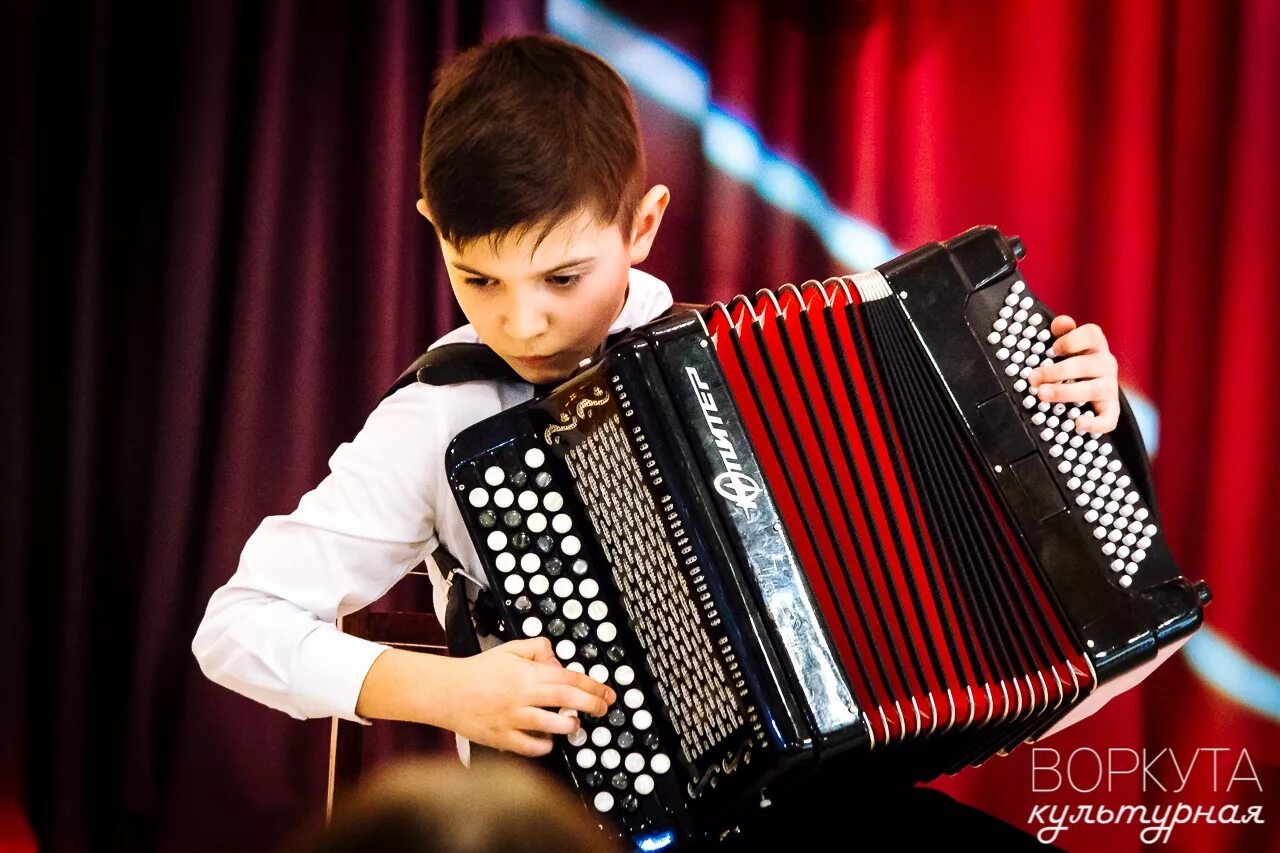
[985, 279, 1162, 590]
[463, 446, 680, 818]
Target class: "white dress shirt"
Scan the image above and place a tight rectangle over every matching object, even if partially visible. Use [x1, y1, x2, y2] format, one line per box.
[192, 269, 674, 726]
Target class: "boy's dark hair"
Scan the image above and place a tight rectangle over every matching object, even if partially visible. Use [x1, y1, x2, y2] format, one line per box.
[420, 35, 646, 249]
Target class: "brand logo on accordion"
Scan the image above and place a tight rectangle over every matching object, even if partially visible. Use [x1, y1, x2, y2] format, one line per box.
[686, 367, 762, 516]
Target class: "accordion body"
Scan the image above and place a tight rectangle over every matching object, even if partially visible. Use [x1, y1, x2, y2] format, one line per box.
[444, 227, 1210, 848]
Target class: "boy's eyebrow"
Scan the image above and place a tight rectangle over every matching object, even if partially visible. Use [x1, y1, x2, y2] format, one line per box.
[451, 257, 596, 278]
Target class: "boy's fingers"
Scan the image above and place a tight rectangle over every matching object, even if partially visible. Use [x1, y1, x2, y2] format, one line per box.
[1077, 402, 1120, 434]
[531, 683, 613, 717]
[505, 730, 556, 758]
[509, 636, 557, 663]
[1050, 315, 1077, 337]
[1051, 323, 1107, 356]
[1031, 377, 1113, 405]
[519, 707, 586, 737]
[1028, 352, 1116, 386]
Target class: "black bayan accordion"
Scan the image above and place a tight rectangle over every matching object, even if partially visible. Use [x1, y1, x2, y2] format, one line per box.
[445, 226, 1210, 849]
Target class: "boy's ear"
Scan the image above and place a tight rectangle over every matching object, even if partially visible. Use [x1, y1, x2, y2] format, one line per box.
[415, 198, 433, 223]
[627, 185, 670, 265]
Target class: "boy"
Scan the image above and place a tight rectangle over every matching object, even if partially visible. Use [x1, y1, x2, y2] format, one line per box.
[194, 34, 1117, 845]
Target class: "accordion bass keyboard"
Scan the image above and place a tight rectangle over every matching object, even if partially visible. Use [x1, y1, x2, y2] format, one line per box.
[445, 226, 1210, 848]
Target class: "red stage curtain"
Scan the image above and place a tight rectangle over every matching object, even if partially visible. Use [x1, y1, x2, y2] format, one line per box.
[616, 1, 1278, 849]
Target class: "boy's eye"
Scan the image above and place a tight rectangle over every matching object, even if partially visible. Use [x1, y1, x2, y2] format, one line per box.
[463, 276, 494, 288]
[548, 274, 581, 287]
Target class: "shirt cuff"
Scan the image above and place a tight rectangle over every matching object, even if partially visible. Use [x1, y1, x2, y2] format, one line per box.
[291, 625, 389, 723]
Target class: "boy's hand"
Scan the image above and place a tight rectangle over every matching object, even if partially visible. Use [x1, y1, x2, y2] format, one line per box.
[445, 637, 616, 757]
[1025, 316, 1120, 434]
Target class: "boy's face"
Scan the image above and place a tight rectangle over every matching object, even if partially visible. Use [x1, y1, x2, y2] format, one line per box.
[423, 189, 667, 385]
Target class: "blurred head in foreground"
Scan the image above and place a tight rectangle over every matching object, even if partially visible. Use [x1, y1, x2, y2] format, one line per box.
[285, 754, 623, 853]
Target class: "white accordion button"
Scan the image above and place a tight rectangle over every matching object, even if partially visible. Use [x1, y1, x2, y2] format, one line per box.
[633, 710, 653, 730]
[579, 578, 599, 598]
[544, 491, 565, 511]
[527, 512, 547, 533]
[495, 552, 516, 573]
[625, 752, 646, 773]
[504, 575, 524, 594]
[521, 553, 541, 572]
[484, 466, 505, 486]
[1133, 549, 1146, 562]
[624, 689, 644, 709]
[591, 727, 612, 747]
[556, 640, 576, 660]
[487, 531, 507, 551]
[494, 488, 514, 507]
[577, 749, 597, 769]
[1075, 494, 1090, 507]
[552, 513, 573, 534]
[1084, 509, 1099, 523]
[1101, 542, 1116, 556]
[1119, 575, 1133, 588]
[524, 447, 545, 468]
[598, 622, 618, 642]
[561, 536, 581, 556]
[563, 599, 583, 620]
[615, 665, 635, 686]
[522, 616, 542, 635]
[651, 754, 671, 774]
[1137, 536, 1152, 550]
[567, 662, 586, 674]
[589, 664, 610, 684]
[1135, 508, 1149, 521]
[593, 792, 615, 813]
[553, 578, 574, 598]
[1111, 559, 1125, 572]
[518, 490, 538, 511]
[988, 332, 1001, 344]
[568, 727, 588, 747]
[469, 488, 489, 507]
[528, 575, 549, 596]
[588, 601, 608, 620]
[635, 775, 655, 796]
[601, 749, 621, 770]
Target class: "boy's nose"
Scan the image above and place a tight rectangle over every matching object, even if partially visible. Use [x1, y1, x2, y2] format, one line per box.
[503, 302, 550, 342]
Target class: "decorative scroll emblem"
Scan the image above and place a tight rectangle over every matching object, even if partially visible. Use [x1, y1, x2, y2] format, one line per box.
[543, 386, 609, 444]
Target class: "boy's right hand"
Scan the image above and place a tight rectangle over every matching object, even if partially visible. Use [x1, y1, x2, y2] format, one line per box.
[443, 637, 616, 757]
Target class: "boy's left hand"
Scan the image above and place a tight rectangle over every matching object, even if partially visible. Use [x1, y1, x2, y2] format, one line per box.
[1025, 316, 1120, 434]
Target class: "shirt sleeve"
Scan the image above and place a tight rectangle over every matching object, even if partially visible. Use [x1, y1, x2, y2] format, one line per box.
[191, 383, 446, 722]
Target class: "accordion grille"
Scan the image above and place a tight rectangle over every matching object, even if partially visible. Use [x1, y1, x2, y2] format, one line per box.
[567, 411, 745, 764]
